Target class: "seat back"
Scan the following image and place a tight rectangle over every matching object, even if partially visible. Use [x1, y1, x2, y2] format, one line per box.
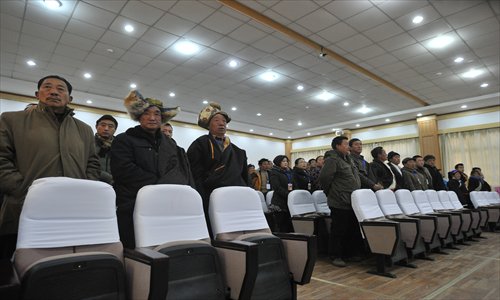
[437, 190, 455, 210]
[351, 189, 385, 222]
[470, 191, 483, 208]
[256, 190, 269, 213]
[15, 177, 125, 300]
[447, 191, 465, 210]
[265, 191, 274, 206]
[375, 190, 404, 216]
[287, 190, 316, 217]
[411, 190, 435, 214]
[425, 190, 445, 211]
[395, 189, 421, 215]
[312, 191, 330, 215]
[488, 191, 500, 205]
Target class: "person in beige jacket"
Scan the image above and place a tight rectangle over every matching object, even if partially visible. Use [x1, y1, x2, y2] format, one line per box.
[0, 75, 100, 258]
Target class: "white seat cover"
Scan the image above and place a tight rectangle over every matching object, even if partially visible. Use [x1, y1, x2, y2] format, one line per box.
[447, 191, 465, 210]
[256, 190, 269, 213]
[469, 191, 482, 208]
[17, 177, 119, 249]
[265, 191, 274, 206]
[395, 189, 420, 215]
[425, 190, 445, 211]
[287, 190, 316, 216]
[437, 191, 455, 210]
[412, 190, 435, 214]
[375, 190, 403, 216]
[488, 192, 500, 204]
[134, 184, 209, 248]
[209, 187, 269, 238]
[351, 189, 385, 222]
[312, 191, 330, 214]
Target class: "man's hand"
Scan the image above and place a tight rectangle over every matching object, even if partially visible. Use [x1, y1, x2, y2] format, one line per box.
[372, 183, 383, 191]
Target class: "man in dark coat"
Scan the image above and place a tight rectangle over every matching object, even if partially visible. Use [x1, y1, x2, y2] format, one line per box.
[111, 91, 193, 248]
[401, 157, 426, 191]
[370, 146, 396, 190]
[387, 151, 404, 190]
[187, 102, 248, 225]
[95, 115, 118, 184]
[423, 155, 447, 191]
[349, 138, 382, 191]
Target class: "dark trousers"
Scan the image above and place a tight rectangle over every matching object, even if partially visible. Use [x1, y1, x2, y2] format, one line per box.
[329, 208, 364, 259]
[274, 211, 293, 233]
[116, 203, 135, 249]
[0, 234, 17, 259]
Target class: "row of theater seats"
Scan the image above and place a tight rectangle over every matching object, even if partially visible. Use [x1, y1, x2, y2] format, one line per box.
[0, 177, 317, 300]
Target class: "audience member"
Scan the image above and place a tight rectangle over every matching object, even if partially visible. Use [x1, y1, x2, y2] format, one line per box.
[447, 170, 469, 206]
[248, 164, 259, 190]
[257, 158, 271, 194]
[111, 90, 193, 248]
[320, 136, 363, 267]
[0, 75, 100, 258]
[401, 157, 426, 191]
[370, 146, 396, 190]
[269, 155, 294, 233]
[310, 155, 324, 191]
[468, 168, 492, 192]
[349, 139, 381, 191]
[308, 158, 317, 171]
[413, 155, 431, 190]
[293, 157, 312, 191]
[161, 122, 173, 138]
[387, 151, 404, 190]
[423, 155, 446, 190]
[95, 115, 118, 184]
[455, 163, 468, 183]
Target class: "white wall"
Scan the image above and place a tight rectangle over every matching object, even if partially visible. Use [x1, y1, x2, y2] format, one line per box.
[351, 124, 418, 141]
[0, 98, 285, 166]
[438, 111, 500, 130]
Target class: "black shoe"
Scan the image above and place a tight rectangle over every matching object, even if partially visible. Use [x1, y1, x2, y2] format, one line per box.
[346, 256, 364, 262]
[331, 258, 347, 267]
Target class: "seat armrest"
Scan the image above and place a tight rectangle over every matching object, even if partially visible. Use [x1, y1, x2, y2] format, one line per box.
[387, 217, 420, 249]
[274, 233, 317, 285]
[124, 248, 169, 300]
[212, 240, 258, 300]
[0, 259, 20, 300]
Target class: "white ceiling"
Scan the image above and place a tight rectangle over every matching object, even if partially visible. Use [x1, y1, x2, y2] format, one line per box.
[0, 0, 499, 138]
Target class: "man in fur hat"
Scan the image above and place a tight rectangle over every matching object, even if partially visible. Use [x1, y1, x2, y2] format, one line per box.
[187, 102, 249, 227]
[110, 90, 194, 248]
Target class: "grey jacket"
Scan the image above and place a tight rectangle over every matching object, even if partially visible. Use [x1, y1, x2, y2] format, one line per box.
[402, 167, 426, 191]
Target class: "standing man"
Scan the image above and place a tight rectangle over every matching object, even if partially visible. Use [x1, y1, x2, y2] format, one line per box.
[161, 122, 173, 138]
[423, 155, 446, 190]
[310, 155, 324, 191]
[0, 75, 100, 257]
[320, 136, 362, 267]
[413, 155, 432, 190]
[257, 158, 271, 195]
[387, 151, 404, 190]
[370, 146, 396, 190]
[187, 102, 248, 222]
[401, 157, 426, 191]
[349, 139, 382, 191]
[95, 115, 118, 184]
[111, 90, 193, 248]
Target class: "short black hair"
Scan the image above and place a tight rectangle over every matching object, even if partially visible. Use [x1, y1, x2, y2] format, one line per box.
[371, 146, 384, 159]
[258, 158, 269, 166]
[455, 163, 464, 169]
[423, 155, 435, 161]
[402, 157, 415, 165]
[471, 167, 481, 172]
[308, 158, 316, 164]
[247, 164, 255, 169]
[295, 158, 305, 166]
[96, 115, 118, 128]
[163, 122, 172, 127]
[37, 75, 73, 95]
[387, 151, 400, 160]
[331, 136, 348, 149]
[413, 155, 423, 160]
[348, 138, 361, 147]
[316, 155, 324, 161]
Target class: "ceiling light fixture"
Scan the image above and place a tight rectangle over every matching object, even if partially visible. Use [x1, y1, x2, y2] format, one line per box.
[287, 136, 291, 139]
[130, 83, 137, 89]
[343, 101, 349, 106]
[173, 40, 200, 55]
[169, 92, 175, 97]
[454, 57, 464, 63]
[228, 60, 238, 68]
[86, 100, 93, 104]
[427, 35, 453, 49]
[297, 121, 303, 126]
[231, 106, 237, 111]
[278, 118, 283, 121]
[462, 68, 483, 78]
[412, 15, 423, 24]
[26, 60, 36, 66]
[83, 73, 92, 79]
[106, 48, 114, 53]
[256, 113, 262, 116]
[297, 85, 304, 91]
[260, 71, 279, 82]
[480, 83, 489, 88]
[43, 0, 62, 9]
[357, 105, 372, 114]
[249, 129, 254, 132]
[385, 118, 391, 122]
[269, 132, 273, 136]
[417, 113, 423, 117]
[355, 124, 360, 127]
[461, 105, 467, 109]
[306, 132, 311, 136]
[124, 24, 134, 33]
[316, 90, 334, 101]
[202, 100, 208, 104]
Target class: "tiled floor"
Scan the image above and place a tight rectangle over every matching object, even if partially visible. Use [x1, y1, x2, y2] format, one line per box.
[297, 232, 500, 299]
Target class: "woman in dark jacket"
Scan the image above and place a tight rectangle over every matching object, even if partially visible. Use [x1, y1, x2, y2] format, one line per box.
[292, 157, 311, 191]
[447, 170, 469, 206]
[468, 169, 492, 192]
[269, 155, 294, 233]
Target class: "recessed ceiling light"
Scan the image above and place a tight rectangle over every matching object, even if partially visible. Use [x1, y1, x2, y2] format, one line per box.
[83, 73, 92, 79]
[106, 48, 114, 53]
[305, 106, 310, 109]
[412, 15, 423, 24]
[417, 113, 423, 117]
[454, 57, 464, 63]
[461, 105, 467, 109]
[260, 71, 279, 82]
[231, 106, 237, 111]
[173, 40, 200, 55]
[269, 132, 273, 136]
[86, 100, 93, 104]
[249, 129, 254, 132]
[256, 113, 262, 116]
[202, 100, 209, 104]
[480, 83, 489, 88]
[306, 132, 311, 136]
[355, 124, 360, 127]
[343, 101, 349, 106]
[427, 35, 453, 49]
[287, 136, 291, 139]
[297, 121, 303, 126]
[462, 68, 483, 78]
[278, 118, 283, 121]
[169, 92, 175, 97]
[316, 90, 334, 101]
[130, 83, 137, 89]
[435, 72, 443, 76]
[331, 128, 338, 132]
[124, 24, 134, 33]
[357, 105, 372, 114]
[43, 0, 62, 9]
[26, 60, 36, 66]
[385, 118, 391, 122]
[297, 85, 304, 91]
[228, 60, 238, 68]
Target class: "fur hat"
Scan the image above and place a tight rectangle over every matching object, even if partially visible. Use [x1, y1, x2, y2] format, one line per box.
[198, 102, 231, 130]
[124, 90, 180, 124]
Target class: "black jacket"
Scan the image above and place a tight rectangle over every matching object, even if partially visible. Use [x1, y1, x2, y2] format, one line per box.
[468, 176, 492, 192]
[448, 179, 468, 205]
[270, 166, 292, 210]
[292, 167, 311, 191]
[424, 164, 447, 191]
[370, 159, 395, 189]
[388, 162, 404, 190]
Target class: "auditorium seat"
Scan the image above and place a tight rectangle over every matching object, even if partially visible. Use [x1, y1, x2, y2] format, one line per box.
[0, 177, 126, 300]
[257, 190, 275, 231]
[425, 190, 466, 245]
[256, 190, 268, 213]
[311, 190, 331, 216]
[265, 190, 274, 207]
[351, 189, 415, 278]
[447, 191, 483, 238]
[375, 190, 431, 260]
[437, 191, 474, 240]
[130, 184, 251, 300]
[470, 191, 493, 229]
[209, 186, 316, 300]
